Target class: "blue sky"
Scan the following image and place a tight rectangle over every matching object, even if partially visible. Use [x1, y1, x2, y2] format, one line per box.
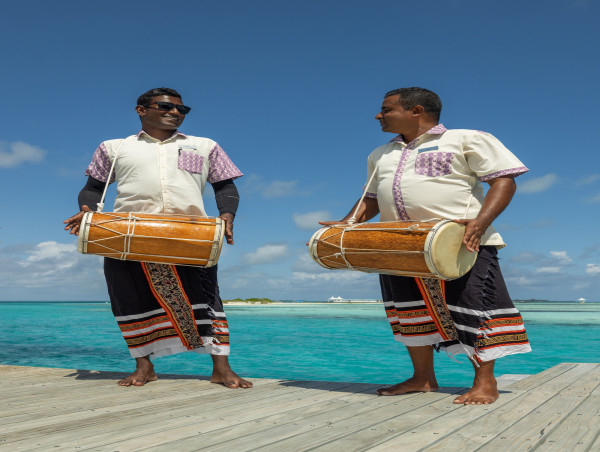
[0, 0, 598, 301]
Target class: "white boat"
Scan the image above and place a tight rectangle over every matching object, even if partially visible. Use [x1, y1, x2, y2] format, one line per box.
[578, 297, 586, 304]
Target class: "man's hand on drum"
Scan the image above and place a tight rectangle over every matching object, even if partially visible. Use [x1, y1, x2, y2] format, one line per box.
[453, 218, 487, 253]
[63, 205, 91, 236]
[220, 213, 235, 245]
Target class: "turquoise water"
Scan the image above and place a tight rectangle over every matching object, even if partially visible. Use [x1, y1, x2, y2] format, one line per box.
[0, 302, 599, 387]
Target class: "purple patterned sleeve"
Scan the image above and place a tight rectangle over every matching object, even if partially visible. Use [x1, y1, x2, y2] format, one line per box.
[84, 143, 115, 183]
[207, 144, 243, 183]
[478, 166, 529, 182]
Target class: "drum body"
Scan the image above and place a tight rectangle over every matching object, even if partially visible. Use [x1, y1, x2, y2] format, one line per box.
[78, 212, 224, 267]
[308, 220, 477, 280]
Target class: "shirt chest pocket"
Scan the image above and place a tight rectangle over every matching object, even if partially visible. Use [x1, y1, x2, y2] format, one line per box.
[414, 151, 453, 177]
[178, 149, 204, 174]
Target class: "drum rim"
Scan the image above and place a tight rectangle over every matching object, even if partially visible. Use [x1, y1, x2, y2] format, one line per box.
[77, 211, 94, 254]
[308, 227, 330, 270]
[207, 217, 225, 267]
[423, 220, 476, 280]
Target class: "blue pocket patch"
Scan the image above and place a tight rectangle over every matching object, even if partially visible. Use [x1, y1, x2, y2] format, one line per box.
[417, 146, 439, 153]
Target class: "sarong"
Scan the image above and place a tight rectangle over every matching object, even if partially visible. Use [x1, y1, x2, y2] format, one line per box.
[380, 247, 531, 362]
[104, 258, 230, 359]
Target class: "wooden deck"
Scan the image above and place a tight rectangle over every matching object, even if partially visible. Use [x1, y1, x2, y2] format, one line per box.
[0, 363, 598, 451]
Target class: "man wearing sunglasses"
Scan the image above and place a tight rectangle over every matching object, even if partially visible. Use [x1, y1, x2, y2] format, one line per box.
[64, 87, 252, 389]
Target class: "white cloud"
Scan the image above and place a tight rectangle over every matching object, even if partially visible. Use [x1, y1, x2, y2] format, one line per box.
[242, 243, 290, 265]
[292, 253, 324, 273]
[506, 276, 535, 286]
[509, 251, 542, 264]
[0, 241, 106, 300]
[588, 193, 600, 203]
[263, 180, 299, 198]
[0, 141, 46, 168]
[293, 210, 331, 231]
[242, 174, 300, 198]
[519, 174, 558, 194]
[586, 264, 600, 275]
[576, 174, 600, 186]
[24, 241, 75, 265]
[550, 251, 572, 264]
[291, 270, 368, 283]
[535, 267, 562, 274]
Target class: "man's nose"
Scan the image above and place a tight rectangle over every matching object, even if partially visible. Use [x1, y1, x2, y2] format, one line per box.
[375, 112, 382, 119]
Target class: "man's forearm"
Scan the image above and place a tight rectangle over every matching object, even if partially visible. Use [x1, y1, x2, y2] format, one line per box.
[212, 179, 240, 216]
[78, 176, 106, 211]
[477, 176, 517, 229]
[341, 197, 380, 223]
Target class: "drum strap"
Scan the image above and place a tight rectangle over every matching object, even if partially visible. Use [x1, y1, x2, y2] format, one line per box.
[96, 139, 128, 213]
[348, 163, 378, 225]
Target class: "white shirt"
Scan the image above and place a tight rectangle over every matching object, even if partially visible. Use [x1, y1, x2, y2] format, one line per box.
[85, 131, 242, 216]
[364, 125, 528, 247]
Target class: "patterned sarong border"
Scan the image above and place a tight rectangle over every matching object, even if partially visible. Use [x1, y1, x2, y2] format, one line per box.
[415, 277, 458, 341]
[142, 263, 204, 350]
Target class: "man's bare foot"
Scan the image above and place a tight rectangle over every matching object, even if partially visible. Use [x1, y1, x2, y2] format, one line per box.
[210, 354, 252, 389]
[210, 368, 253, 388]
[376, 376, 439, 396]
[453, 377, 499, 405]
[118, 356, 158, 387]
[454, 359, 499, 404]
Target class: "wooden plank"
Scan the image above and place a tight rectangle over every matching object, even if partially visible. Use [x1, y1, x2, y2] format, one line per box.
[256, 389, 480, 452]
[304, 388, 522, 452]
[467, 394, 588, 451]
[0, 374, 293, 429]
[79, 383, 379, 451]
[495, 374, 531, 388]
[537, 395, 600, 451]
[507, 363, 578, 391]
[368, 363, 598, 451]
[1, 381, 367, 450]
[138, 388, 464, 452]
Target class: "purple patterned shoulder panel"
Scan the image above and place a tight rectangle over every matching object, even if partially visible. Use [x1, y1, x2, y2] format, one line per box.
[207, 144, 243, 184]
[84, 143, 115, 183]
[478, 166, 529, 182]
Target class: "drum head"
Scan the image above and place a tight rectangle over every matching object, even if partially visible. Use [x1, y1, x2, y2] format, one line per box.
[425, 221, 477, 280]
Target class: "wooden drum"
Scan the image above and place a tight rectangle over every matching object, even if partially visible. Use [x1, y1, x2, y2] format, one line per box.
[308, 220, 477, 280]
[78, 212, 224, 267]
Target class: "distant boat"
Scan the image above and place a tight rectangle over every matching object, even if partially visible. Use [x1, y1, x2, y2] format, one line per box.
[327, 296, 379, 303]
[578, 298, 586, 304]
[328, 296, 345, 303]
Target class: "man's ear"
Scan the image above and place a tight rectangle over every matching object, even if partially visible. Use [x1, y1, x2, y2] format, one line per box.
[135, 105, 146, 117]
[412, 105, 425, 117]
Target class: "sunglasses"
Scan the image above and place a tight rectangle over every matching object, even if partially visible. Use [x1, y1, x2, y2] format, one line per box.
[144, 102, 191, 115]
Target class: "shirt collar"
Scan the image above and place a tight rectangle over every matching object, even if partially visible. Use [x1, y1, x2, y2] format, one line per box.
[137, 129, 188, 141]
[389, 123, 447, 144]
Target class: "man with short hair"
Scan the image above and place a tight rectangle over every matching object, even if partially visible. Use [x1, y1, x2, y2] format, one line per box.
[320, 87, 530, 404]
[64, 87, 252, 389]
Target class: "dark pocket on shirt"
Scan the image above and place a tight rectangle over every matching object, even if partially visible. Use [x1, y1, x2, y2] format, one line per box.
[415, 151, 453, 177]
[178, 150, 204, 174]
